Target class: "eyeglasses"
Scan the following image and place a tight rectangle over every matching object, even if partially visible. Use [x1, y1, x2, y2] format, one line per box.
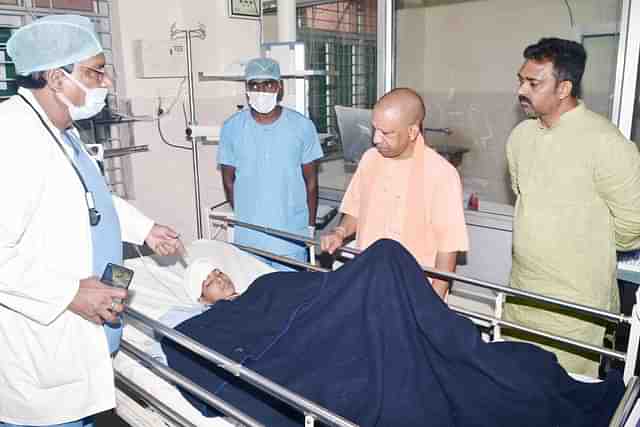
[77, 65, 110, 84]
[247, 80, 279, 92]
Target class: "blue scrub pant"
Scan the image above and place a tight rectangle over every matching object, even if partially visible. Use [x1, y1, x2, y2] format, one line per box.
[0, 323, 123, 427]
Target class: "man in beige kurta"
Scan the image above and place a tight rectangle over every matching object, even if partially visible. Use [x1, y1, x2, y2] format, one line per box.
[506, 37, 640, 376]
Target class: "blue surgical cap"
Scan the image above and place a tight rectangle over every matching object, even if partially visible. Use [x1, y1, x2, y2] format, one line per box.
[245, 57, 281, 82]
[7, 14, 103, 76]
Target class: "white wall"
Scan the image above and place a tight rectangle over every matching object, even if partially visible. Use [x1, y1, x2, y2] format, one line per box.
[110, 0, 624, 234]
[112, 0, 262, 239]
[396, 0, 622, 204]
[262, 13, 279, 43]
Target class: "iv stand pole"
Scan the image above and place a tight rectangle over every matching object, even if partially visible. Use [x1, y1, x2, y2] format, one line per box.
[171, 23, 206, 239]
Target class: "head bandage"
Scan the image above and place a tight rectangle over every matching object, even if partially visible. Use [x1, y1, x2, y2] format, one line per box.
[7, 14, 103, 76]
[184, 258, 216, 303]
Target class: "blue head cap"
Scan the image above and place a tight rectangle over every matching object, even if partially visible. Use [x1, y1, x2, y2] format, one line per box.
[7, 14, 103, 76]
[244, 57, 281, 82]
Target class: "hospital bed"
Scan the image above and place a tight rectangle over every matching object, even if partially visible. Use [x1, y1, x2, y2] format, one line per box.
[113, 219, 640, 427]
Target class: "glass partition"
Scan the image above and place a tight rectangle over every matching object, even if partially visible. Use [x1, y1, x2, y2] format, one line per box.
[288, 0, 378, 192]
[394, 0, 624, 206]
[629, 54, 640, 144]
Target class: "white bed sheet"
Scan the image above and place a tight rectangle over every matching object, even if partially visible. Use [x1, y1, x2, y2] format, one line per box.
[114, 239, 276, 427]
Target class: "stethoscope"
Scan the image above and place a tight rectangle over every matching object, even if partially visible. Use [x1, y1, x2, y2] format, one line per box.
[18, 93, 101, 227]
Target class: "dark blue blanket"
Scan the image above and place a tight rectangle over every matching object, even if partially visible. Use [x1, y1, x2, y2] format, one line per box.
[164, 239, 624, 426]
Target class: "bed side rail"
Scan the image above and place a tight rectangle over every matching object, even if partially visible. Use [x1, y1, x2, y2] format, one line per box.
[225, 241, 627, 363]
[209, 216, 639, 382]
[115, 369, 198, 427]
[124, 307, 359, 427]
[119, 339, 265, 427]
[609, 376, 640, 427]
[210, 215, 629, 325]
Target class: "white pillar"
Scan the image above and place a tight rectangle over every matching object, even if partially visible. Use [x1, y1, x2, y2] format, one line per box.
[612, 0, 640, 138]
[378, 0, 393, 97]
[277, 0, 296, 42]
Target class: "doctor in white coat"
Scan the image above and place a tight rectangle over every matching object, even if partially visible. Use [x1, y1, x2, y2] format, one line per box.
[0, 15, 184, 427]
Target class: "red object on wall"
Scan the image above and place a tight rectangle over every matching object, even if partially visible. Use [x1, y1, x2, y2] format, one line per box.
[467, 193, 479, 211]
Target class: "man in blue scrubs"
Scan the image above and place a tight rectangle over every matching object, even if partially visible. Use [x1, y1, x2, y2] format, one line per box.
[218, 58, 323, 270]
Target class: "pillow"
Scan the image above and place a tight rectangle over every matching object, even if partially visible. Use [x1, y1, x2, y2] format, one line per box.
[185, 240, 276, 295]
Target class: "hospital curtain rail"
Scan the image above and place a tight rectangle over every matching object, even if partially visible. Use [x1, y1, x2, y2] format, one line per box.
[123, 307, 360, 427]
[209, 215, 640, 383]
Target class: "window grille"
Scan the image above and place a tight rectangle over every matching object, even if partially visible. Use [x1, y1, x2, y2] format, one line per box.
[296, 0, 377, 152]
[0, 0, 132, 198]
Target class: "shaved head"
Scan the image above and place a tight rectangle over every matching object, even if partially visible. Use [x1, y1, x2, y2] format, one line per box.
[371, 88, 426, 159]
[374, 88, 425, 127]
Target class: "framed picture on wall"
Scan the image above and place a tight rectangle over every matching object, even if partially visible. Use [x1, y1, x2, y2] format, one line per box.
[227, 0, 261, 20]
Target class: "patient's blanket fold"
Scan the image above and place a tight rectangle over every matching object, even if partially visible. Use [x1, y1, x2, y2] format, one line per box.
[164, 239, 623, 426]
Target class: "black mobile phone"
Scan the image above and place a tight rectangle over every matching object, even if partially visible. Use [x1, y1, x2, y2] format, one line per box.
[101, 262, 134, 303]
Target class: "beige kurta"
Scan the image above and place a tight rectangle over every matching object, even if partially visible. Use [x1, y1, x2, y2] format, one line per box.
[505, 102, 640, 376]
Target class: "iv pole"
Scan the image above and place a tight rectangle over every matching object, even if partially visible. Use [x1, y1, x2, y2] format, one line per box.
[171, 23, 206, 239]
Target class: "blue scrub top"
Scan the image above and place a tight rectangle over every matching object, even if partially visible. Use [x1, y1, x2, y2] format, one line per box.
[62, 131, 122, 276]
[218, 108, 323, 256]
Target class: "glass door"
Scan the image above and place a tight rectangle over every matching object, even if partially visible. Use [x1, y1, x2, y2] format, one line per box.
[391, 0, 630, 206]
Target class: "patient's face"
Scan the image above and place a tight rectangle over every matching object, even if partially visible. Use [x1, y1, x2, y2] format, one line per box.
[200, 269, 237, 304]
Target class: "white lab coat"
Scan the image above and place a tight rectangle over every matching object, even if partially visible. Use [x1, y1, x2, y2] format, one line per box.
[0, 88, 154, 425]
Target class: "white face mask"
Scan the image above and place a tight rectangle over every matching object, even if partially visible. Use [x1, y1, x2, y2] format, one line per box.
[57, 69, 109, 120]
[247, 91, 278, 114]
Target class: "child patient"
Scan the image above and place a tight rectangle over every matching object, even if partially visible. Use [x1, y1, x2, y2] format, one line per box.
[199, 268, 238, 304]
[149, 258, 239, 364]
[186, 257, 239, 304]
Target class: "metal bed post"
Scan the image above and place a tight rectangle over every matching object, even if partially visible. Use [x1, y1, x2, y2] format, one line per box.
[492, 292, 505, 341]
[624, 288, 640, 384]
[305, 414, 317, 427]
[309, 242, 317, 266]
